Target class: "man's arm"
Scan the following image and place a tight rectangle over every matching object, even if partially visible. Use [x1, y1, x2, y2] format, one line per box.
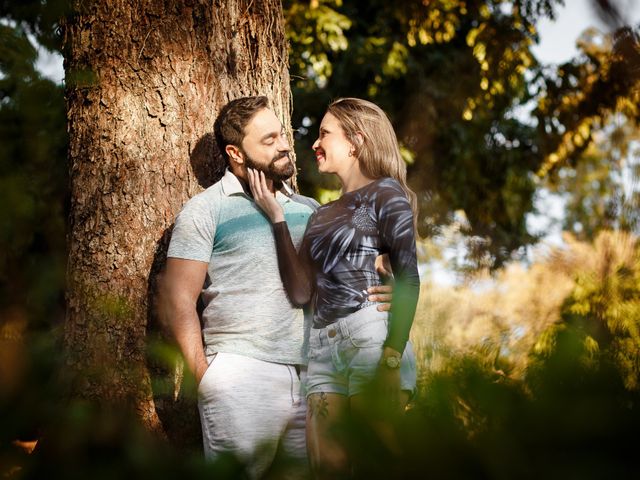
[158, 258, 210, 385]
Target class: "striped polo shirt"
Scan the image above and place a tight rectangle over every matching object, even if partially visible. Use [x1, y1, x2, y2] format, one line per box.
[167, 169, 315, 365]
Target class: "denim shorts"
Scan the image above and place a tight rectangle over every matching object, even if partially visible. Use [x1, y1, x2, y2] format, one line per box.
[305, 305, 417, 397]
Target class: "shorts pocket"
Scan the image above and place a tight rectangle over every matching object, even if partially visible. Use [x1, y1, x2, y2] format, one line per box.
[347, 319, 387, 348]
[197, 352, 219, 393]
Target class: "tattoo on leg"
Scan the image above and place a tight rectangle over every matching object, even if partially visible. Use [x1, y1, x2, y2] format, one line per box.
[308, 392, 329, 419]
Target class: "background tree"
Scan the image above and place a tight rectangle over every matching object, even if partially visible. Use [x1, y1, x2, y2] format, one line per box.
[0, 1, 68, 450]
[544, 118, 640, 240]
[539, 26, 640, 241]
[285, 0, 640, 267]
[286, 0, 562, 267]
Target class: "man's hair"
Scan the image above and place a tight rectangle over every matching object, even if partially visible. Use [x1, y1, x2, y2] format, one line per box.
[214, 96, 269, 164]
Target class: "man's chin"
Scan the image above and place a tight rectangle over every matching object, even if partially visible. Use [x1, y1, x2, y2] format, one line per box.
[268, 173, 293, 183]
[268, 165, 295, 182]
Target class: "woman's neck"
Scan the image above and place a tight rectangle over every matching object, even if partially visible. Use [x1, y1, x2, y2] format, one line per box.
[339, 167, 375, 194]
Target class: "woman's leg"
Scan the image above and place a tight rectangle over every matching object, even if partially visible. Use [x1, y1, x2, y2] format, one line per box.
[350, 390, 411, 414]
[306, 392, 349, 479]
[349, 390, 411, 473]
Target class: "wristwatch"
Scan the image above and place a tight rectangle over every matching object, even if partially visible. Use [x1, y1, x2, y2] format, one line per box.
[380, 354, 401, 369]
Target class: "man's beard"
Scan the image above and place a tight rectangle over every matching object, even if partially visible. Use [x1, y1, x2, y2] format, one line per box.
[243, 150, 295, 183]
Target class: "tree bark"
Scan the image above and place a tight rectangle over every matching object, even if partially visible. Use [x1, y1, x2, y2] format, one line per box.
[64, 0, 291, 443]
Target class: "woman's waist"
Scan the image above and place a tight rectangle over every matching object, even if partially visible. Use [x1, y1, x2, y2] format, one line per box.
[312, 299, 383, 329]
[310, 304, 389, 344]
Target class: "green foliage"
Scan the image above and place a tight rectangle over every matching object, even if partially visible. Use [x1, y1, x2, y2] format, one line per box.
[286, 0, 640, 268]
[0, 0, 69, 52]
[545, 118, 640, 240]
[0, 20, 67, 330]
[534, 26, 640, 177]
[286, 0, 352, 87]
[0, 5, 68, 475]
[336, 346, 638, 479]
[531, 231, 640, 391]
[6, 398, 248, 479]
[4, 326, 639, 478]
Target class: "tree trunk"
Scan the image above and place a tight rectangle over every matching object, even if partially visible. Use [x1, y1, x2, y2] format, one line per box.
[64, 0, 291, 444]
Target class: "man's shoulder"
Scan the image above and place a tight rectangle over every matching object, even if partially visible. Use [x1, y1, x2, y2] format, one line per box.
[179, 180, 225, 212]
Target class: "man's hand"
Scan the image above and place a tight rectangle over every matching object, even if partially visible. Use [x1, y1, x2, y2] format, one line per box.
[195, 358, 209, 387]
[247, 168, 285, 223]
[368, 284, 393, 312]
[371, 254, 394, 312]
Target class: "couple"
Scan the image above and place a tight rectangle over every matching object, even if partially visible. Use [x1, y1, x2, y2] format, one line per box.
[160, 95, 420, 478]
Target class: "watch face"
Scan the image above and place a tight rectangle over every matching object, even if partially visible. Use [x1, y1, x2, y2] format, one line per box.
[385, 356, 401, 369]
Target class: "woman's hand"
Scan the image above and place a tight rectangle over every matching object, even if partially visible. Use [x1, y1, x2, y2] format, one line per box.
[247, 168, 285, 223]
[376, 346, 403, 411]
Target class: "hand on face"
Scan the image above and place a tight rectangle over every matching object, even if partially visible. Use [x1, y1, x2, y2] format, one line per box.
[247, 168, 285, 224]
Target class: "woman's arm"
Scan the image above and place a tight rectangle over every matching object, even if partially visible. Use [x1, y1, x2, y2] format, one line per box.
[272, 222, 313, 306]
[247, 168, 313, 306]
[378, 184, 421, 355]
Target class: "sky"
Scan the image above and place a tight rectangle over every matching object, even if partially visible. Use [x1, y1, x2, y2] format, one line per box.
[532, 0, 640, 63]
[525, 0, 640, 247]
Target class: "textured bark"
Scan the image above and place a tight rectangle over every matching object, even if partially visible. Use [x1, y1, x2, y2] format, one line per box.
[64, 0, 291, 443]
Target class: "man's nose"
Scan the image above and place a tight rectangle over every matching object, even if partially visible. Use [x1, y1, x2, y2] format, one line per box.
[312, 138, 319, 150]
[278, 134, 291, 151]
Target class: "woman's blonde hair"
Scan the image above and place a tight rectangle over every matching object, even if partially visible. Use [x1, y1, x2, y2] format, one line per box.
[326, 97, 418, 225]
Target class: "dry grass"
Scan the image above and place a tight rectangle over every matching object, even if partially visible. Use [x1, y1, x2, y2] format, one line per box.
[410, 230, 639, 386]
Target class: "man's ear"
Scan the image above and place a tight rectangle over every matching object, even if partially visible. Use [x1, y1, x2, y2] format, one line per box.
[226, 145, 243, 166]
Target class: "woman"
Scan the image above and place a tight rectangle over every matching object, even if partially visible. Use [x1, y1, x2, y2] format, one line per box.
[248, 98, 420, 477]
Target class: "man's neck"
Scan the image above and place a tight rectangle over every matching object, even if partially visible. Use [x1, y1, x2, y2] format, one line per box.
[232, 169, 279, 195]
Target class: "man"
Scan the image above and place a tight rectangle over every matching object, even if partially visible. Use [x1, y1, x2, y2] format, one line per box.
[159, 96, 391, 478]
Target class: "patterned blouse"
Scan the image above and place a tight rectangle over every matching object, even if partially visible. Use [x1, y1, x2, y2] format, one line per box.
[273, 177, 420, 353]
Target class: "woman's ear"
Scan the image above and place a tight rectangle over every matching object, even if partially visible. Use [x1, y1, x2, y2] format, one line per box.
[349, 132, 365, 158]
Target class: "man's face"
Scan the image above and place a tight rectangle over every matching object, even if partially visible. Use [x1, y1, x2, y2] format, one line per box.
[240, 108, 294, 182]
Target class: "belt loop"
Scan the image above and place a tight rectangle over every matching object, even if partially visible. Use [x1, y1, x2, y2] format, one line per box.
[338, 317, 349, 338]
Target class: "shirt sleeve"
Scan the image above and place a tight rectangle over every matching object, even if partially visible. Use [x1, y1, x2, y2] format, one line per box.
[167, 195, 216, 263]
[272, 219, 314, 307]
[377, 181, 420, 353]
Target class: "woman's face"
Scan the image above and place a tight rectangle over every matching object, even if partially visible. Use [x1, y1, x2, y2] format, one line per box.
[312, 112, 355, 175]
